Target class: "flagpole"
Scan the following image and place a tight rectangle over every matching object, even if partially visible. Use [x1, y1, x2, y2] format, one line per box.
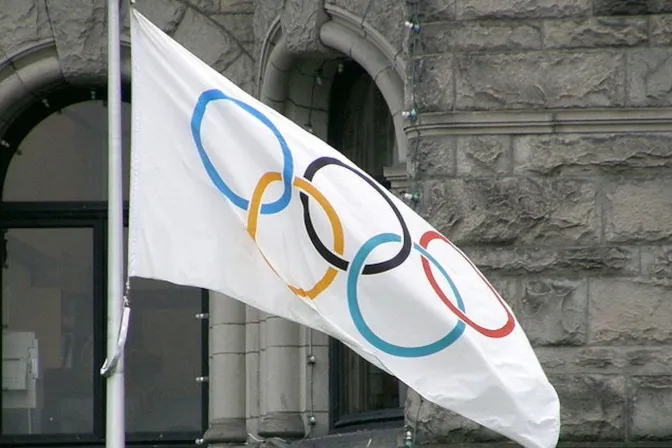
[105, 0, 125, 446]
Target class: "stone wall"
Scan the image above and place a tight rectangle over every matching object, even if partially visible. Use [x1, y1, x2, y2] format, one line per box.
[405, 0, 672, 445]
[0, 1, 257, 445]
[130, 0, 256, 93]
[3, 0, 671, 446]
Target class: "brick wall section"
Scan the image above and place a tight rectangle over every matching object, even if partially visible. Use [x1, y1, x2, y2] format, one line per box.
[404, 1, 672, 445]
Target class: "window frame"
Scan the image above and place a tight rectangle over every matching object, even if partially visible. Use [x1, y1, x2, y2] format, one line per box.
[0, 87, 209, 446]
[326, 60, 403, 431]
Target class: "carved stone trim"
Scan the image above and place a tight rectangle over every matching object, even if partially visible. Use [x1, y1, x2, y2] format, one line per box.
[407, 108, 672, 136]
[383, 164, 410, 196]
[258, 412, 305, 438]
[202, 417, 247, 444]
[323, 4, 406, 81]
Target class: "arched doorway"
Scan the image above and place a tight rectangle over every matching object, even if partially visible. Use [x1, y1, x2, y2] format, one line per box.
[258, 16, 410, 430]
[0, 86, 207, 445]
[326, 59, 406, 429]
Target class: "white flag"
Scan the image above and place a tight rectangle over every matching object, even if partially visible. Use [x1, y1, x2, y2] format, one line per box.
[128, 9, 560, 448]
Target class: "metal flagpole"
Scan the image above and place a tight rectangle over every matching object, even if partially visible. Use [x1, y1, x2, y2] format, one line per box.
[102, 0, 125, 447]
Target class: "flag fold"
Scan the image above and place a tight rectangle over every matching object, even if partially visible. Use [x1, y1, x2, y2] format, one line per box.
[128, 9, 560, 448]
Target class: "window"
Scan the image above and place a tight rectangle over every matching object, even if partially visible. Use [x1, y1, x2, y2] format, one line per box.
[1, 87, 208, 446]
[327, 61, 405, 429]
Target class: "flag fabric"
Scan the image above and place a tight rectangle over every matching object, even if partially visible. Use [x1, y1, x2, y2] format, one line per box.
[128, 9, 560, 448]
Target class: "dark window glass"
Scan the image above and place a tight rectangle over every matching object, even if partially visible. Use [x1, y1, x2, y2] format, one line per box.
[327, 60, 404, 428]
[1, 88, 206, 444]
[2, 228, 94, 435]
[2, 101, 131, 202]
[123, 231, 203, 434]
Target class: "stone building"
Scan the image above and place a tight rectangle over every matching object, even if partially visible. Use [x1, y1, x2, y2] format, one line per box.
[1, 0, 671, 447]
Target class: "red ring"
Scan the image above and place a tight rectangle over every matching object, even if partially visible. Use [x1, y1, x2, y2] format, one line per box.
[419, 230, 515, 339]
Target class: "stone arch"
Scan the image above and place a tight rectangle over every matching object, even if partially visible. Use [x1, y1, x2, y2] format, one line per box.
[258, 16, 408, 168]
[254, 10, 412, 437]
[0, 40, 133, 139]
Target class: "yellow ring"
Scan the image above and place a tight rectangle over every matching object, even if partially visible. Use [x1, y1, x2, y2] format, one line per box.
[247, 171, 344, 299]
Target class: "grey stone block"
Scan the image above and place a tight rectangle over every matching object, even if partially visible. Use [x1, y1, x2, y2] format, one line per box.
[173, 8, 241, 73]
[456, 52, 625, 110]
[405, 389, 505, 444]
[627, 48, 672, 107]
[456, 0, 591, 20]
[421, 178, 599, 245]
[517, 279, 588, 346]
[189, 0, 220, 13]
[594, 0, 672, 16]
[550, 374, 626, 440]
[411, 54, 455, 112]
[536, 347, 672, 374]
[281, 0, 327, 54]
[421, 21, 542, 54]
[623, 348, 672, 374]
[213, 13, 254, 47]
[414, 0, 456, 21]
[252, 0, 283, 55]
[364, 0, 406, 51]
[456, 135, 511, 176]
[543, 17, 648, 49]
[130, 0, 186, 35]
[604, 179, 672, 243]
[589, 279, 672, 344]
[46, 0, 107, 83]
[630, 376, 672, 440]
[222, 53, 256, 94]
[203, 417, 247, 443]
[651, 15, 672, 46]
[258, 412, 304, 438]
[483, 277, 518, 308]
[463, 245, 640, 276]
[409, 136, 455, 177]
[220, 0, 254, 14]
[324, 0, 369, 17]
[0, 0, 52, 57]
[513, 133, 672, 176]
[642, 246, 672, 281]
[288, 429, 402, 447]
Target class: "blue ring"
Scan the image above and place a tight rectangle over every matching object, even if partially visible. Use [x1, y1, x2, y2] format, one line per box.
[191, 89, 294, 214]
[347, 233, 467, 357]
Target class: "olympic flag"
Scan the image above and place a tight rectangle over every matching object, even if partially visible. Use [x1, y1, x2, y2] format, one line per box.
[128, 9, 560, 448]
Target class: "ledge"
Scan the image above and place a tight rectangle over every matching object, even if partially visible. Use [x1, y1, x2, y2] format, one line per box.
[406, 108, 672, 136]
[289, 428, 403, 447]
[258, 412, 305, 439]
[414, 443, 672, 448]
[323, 4, 405, 81]
[202, 417, 247, 444]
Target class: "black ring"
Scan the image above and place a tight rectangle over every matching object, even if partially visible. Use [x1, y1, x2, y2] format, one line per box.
[300, 156, 412, 275]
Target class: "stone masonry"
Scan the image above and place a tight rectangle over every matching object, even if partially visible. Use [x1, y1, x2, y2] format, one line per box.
[0, 0, 671, 447]
[402, 1, 672, 446]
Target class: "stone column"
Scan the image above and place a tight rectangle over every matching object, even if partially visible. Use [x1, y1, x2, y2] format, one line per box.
[245, 305, 261, 437]
[298, 326, 330, 436]
[258, 315, 304, 438]
[204, 292, 246, 445]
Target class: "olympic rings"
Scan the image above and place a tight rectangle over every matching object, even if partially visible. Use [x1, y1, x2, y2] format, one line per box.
[420, 231, 515, 339]
[191, 91, 516, 358]
[301, 157, 412, 275]
[247, 171, 344, 299]
[347, 233, 466, 357]
[191, 89, 294, 215]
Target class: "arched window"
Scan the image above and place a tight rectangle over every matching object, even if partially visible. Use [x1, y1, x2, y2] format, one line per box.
[327, 61, 405, 429]
[1, 87, 207, 445]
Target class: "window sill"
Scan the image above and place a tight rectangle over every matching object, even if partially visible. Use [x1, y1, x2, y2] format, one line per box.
[331, 408, 404, 433]
[0, 432, 200, 447]
[293, 427, 403, 448]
